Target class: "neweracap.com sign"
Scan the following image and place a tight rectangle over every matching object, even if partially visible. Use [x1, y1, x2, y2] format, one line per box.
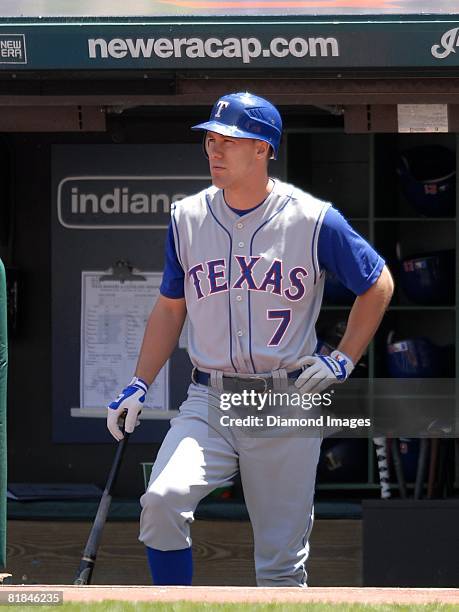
[87, 34, 339, 65]
[4, 21, 459, 70]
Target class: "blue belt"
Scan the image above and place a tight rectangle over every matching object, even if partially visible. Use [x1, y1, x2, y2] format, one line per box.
[193, 368, 302, 392]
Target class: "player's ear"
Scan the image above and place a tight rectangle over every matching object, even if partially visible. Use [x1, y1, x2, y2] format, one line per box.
[255, 140, 270, 160]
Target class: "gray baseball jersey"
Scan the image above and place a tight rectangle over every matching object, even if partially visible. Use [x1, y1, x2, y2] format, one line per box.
[171, 179, 331, 374]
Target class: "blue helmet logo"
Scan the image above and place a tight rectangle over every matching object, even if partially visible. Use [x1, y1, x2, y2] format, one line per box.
[214, 100, 230, 118]
[192, 92, 282, 159]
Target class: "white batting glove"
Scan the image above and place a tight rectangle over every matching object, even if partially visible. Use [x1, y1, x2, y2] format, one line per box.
[294, 350, 354, 394]
[107, 377, 149, 441]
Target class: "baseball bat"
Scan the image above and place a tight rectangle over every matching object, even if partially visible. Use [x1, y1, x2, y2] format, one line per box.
[391, 438, 407, 499]
[373, 437, 391, 499]
[74, 432, 130, 585]
[427, 438, 439, 499]
[444, 439, 455, 498]
[414, 438, 429, 500]
[435, 438, 448, 498]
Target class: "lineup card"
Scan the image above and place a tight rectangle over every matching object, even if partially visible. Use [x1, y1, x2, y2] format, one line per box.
[80, 271, 169, 411]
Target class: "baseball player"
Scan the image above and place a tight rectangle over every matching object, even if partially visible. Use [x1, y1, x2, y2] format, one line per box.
[107, 92, 394, 587]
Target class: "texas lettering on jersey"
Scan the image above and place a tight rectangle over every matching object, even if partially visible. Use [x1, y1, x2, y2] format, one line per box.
[172, 181, 330, 373]
[188, 256, 308, 301]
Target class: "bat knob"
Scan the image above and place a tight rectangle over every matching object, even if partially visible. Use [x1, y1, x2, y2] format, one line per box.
[74, 565, 93, 586]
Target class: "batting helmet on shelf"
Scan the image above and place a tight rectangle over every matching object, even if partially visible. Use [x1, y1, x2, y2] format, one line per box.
[398, 249, 455, 305]
[386, 331, 443, 378]
[192, 92, 283, 159]
[397, 145, 456, 217]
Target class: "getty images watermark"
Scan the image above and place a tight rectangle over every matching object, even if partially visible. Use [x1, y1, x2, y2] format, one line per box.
[211, 388, 371, 436]
[206, 378, 459, 438]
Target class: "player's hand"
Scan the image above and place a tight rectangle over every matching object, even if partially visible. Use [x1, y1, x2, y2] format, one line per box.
[294, 350, 354, 394]
[107, 377, 149, 441]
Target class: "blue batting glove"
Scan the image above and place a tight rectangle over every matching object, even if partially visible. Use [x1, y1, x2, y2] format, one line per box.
[107, 376, 149, 441]
[295, 350, 354, 394]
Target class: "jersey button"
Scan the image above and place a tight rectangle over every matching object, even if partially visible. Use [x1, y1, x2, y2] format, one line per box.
[237, 329, 244, 336]
[236, 222, 244, 229]
[238, 241, 245, 248]
[236, 295, 243, 301]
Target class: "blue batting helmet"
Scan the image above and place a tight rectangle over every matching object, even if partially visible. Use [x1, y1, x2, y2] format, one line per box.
[397, 146, 456, 217]
[386, 332, 443, 378]
[398, 249, 455, 306]
[191, 92, 282, 159]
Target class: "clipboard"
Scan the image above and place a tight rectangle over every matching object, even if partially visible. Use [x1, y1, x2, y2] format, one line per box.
[70, 263, 176, 420]
[99, 259, 147, 283]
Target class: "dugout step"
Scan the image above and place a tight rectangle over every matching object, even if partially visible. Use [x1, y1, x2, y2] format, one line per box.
[363, 499, 459, 587]
[7, 498, 363, 521]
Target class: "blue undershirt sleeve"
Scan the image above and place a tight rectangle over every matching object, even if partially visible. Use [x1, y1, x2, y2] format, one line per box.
[159, 221, 185, 299]
[318, 207, 385, 295]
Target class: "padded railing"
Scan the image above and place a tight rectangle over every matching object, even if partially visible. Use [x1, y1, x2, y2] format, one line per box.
[0, 259, 7, 567]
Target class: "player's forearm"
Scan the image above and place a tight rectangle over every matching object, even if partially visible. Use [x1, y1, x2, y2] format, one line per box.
[134, 295, 187, 386]
[337, 265, 394, 364]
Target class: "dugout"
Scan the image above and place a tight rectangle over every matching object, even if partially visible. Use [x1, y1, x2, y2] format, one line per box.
[0, 1, 458, 565]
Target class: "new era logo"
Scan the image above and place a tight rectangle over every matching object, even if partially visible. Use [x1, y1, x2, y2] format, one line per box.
[0, 34, 27, 64]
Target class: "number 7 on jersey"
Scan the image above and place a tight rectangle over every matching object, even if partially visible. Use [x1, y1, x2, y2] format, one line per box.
[267, 309, 292, 346]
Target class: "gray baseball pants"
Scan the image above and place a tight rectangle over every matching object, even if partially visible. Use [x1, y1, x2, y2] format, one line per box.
[139, 381, 321, 587]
